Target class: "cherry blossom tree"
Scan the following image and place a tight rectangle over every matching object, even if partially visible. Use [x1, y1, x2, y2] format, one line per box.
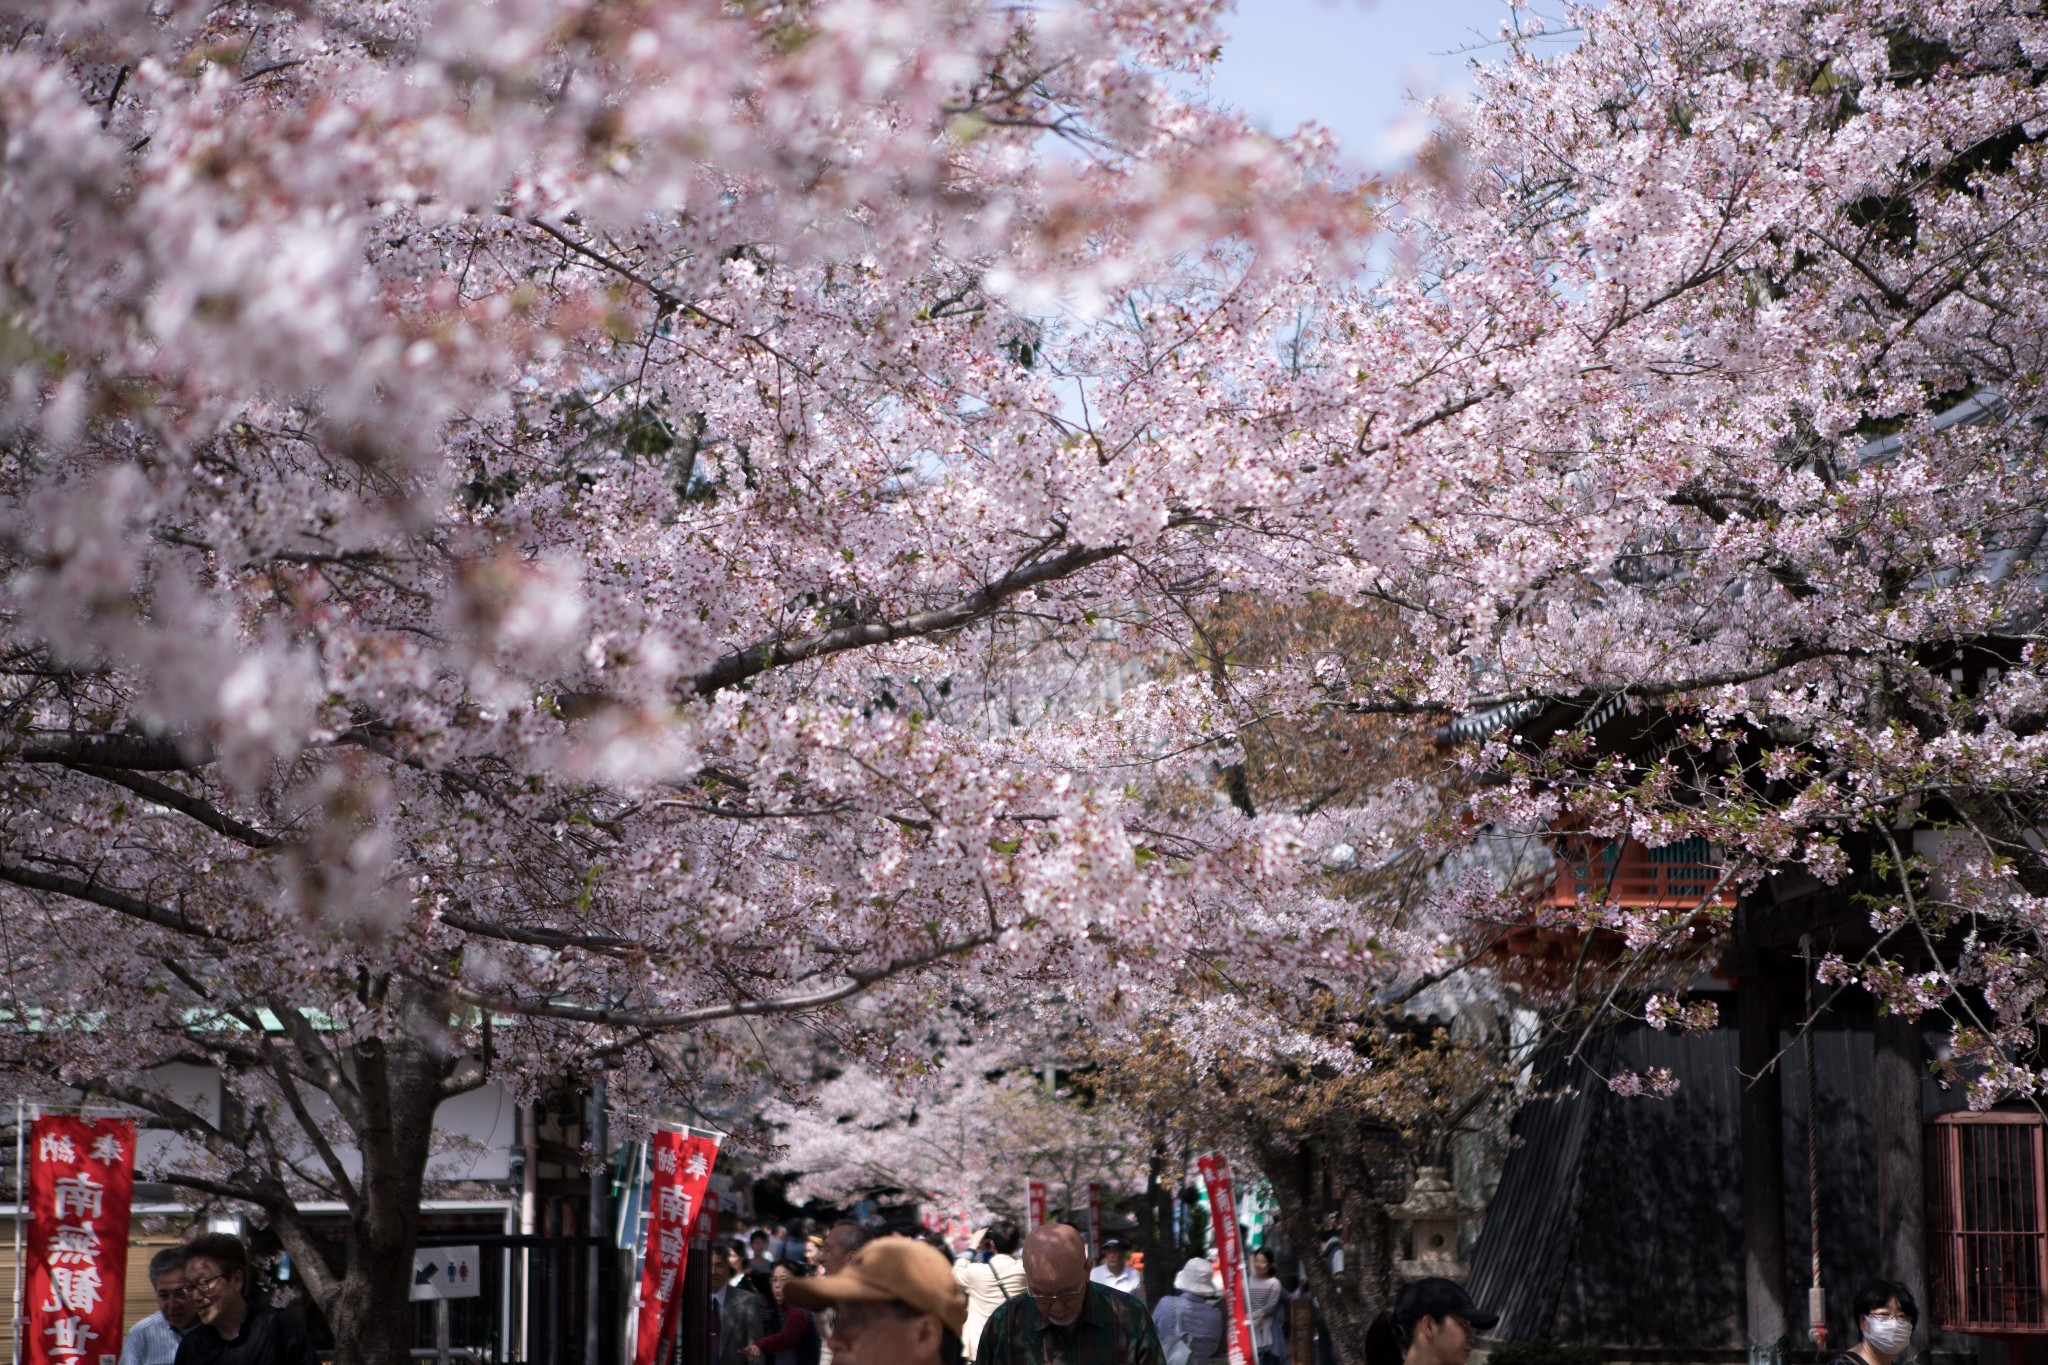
[1092, 4, 2048, 1357]
[1194, 0, 2048, 1097]
[0, 2, 1372, 1362]
[9, 1, 2047, 1362]
[1331, 1, 2048, 1240]
[768, 1032, 1144, 1231]
[1059, 594, 1525, 1355]
[1095, 1007, 1517, 1353]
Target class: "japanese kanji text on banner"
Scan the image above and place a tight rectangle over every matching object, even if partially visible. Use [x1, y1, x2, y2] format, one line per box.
[631, 1131, 719, 1365]
[1086, 1182, 1104, 1258]
[1025, 1181, 1048, 1231]
[1197, 1155, 1255, 1365]
[26, 1117, 136, 1365]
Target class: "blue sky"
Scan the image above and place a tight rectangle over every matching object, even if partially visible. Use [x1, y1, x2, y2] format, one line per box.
[1202, 1, 1545, 169]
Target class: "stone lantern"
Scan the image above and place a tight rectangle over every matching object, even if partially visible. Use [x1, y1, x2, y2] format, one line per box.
[1390, 1166, 1479, 1284]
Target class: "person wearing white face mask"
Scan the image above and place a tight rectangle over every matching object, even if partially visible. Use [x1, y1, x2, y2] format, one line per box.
[1833, 1279, 1919, 1365]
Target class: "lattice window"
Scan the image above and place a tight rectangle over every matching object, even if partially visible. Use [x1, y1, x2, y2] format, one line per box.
[1931, 1113, 2048, 1333]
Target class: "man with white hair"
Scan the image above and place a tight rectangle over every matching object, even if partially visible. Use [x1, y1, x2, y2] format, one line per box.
[120, 1247, 198, 1365]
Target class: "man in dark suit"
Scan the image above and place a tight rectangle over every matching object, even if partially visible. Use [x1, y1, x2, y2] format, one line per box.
[717, 1242, 767, 1365]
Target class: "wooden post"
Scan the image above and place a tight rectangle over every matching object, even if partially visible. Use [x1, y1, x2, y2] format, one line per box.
[1740, 967, 1789, 1364]
[1291, 1297, 1315, 1365]
[1874, 1012, 1929, 1351]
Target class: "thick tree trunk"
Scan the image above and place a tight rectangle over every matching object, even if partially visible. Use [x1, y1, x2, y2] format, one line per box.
[1332, 1121, 1391, 1358]
[1257, 1127, 1384, 1365]
[1143, 1140, 1177, 1306]
[263, 1001, 449, 1365]
[336, 1030, 444, 1365]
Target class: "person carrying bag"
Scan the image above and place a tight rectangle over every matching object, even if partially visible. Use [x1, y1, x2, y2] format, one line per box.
[1153, 1260, 1225, 1365]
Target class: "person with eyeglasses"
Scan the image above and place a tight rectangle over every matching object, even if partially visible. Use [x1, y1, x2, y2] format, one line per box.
[170, 1234, 317, 1365]
[120, 1248, 199, 1365]
[1828, 1279, 1921, 1365]
[976, 1224, 1162, 1365]
[744, 1261, 822, 1365]
[784, 1237, 970, 1365]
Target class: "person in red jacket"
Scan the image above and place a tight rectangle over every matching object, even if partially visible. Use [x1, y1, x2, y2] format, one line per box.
[746, 1263, 822, 1365]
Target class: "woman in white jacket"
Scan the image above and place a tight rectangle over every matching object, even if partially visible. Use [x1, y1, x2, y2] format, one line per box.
[954, 1218, 1028, 1360]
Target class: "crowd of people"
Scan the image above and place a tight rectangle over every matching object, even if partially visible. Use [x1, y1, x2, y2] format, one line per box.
[111, 1223, 1929, 1365]
[709, 1216, 1498, 1365]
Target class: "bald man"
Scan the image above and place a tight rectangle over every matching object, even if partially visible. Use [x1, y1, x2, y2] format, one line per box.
[976, 1224, 1162, 1365]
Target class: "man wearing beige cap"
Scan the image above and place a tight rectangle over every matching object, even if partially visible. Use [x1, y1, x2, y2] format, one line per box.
[784, 1236, 970, 1365]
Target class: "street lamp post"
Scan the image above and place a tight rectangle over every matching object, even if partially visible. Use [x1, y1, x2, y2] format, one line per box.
[586, 1079, 608, 1365]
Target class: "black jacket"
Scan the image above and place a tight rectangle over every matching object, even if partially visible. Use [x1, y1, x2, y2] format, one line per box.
[718, 1282, 767, 1365]
[173, 1304, 316, 1365]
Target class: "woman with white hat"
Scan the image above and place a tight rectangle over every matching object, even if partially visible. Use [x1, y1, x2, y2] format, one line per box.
[1153, 1258, 1225, 1365]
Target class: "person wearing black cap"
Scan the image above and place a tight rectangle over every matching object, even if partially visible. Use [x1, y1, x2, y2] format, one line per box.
[1090, 1238, 1143, 1299]
[1364, 1278, 1499, 1365]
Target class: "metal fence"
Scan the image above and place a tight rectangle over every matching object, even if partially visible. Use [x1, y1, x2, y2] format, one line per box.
[411, 1234, 623, 1365]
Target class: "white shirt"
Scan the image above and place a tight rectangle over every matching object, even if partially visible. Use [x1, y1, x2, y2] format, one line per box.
[119, 1312, 189, 1365]
[956, 1254, 1027, 1360]
[1091, 1263, 1144, 1298]
[1245, 1275, 1285, 1351]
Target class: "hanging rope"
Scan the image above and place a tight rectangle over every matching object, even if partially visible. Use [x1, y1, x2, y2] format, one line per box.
[1804, 934, 1828, 1351]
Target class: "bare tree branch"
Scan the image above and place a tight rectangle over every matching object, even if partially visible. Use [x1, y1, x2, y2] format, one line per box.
[1333, 643, 1864, 719]
[685, 541, 1129, 697]
[0, 863, 222, 939]
[432, 930, 998, 1029]
[260, 1060, 363, 1212]
[17, 734, 207, 771]
[272, 1007, 368, 1129]
[41, 762, 280, 850]
[439, 912, 646, 958]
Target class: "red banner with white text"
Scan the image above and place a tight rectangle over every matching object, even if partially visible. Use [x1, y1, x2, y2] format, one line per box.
[1198, 1155, 1254, 1365]
[1025, 1180, 1048, 1230]
[1086, 1182, 1104, 1258]
[632, 1131, 718, 1365]
[26, 1117, 136, 1365]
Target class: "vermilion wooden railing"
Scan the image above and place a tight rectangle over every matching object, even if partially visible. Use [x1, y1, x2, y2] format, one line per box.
[1931, 1113, 2048, 1334]
[1541, 832, 1737, 909]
